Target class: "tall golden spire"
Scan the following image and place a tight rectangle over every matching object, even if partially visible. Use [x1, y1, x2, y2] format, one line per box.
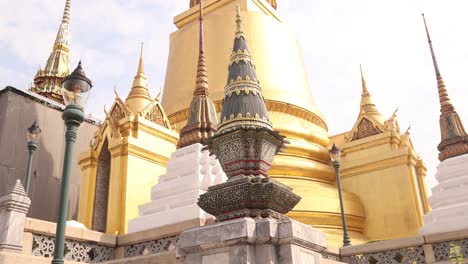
[30, 0, 72, 104]
[358, 65, 384, 124]
[177, 0, 218, 149]
[125, 43, 152, 114]
[422, 14, 468, 161]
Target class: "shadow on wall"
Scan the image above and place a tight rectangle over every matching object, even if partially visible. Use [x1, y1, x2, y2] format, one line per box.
[0, 88, 97, 222]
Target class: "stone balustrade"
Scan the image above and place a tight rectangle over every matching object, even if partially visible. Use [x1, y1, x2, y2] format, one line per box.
[341, 229, 468, 264]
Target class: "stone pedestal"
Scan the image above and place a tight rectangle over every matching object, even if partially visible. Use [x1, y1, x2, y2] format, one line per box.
[0, 180, 31, 252]
[420, 153, 468, 234]
[179, 217, 327, 264]
[128, 144, 227, 233]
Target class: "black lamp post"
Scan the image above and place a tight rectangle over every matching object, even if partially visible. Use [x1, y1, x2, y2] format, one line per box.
[330, 144, 352, 247]
[52, 61, 92, 264]
[25, 121, 41, 194]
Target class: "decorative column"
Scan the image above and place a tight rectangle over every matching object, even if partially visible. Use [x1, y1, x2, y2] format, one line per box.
[0, 180, 31, 252]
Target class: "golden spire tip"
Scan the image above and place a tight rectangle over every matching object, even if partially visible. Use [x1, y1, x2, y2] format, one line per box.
[137, 42, 145, 75]
[360, 64, 369, 95]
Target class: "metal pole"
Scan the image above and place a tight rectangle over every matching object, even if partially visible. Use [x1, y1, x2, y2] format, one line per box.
[333, 160, 352, 247]
[24, 142, 37, 194]
[52, 105, 84, 264]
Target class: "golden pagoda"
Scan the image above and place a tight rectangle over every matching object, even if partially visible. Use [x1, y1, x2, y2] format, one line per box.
[77, 45, 178, 234]
[29, 0, 71, 104]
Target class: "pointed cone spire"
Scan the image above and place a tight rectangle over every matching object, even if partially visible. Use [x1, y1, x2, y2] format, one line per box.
[358, 65, 384, 125]
[177, 0, 218, 149]
[29, 0, 72, 104]
[422, 14, 468, 161]
[422, 14, 454, 114]
[61, 0, 71, 24]
[125, 43, 152, 114]
[217, 4, 272, 133]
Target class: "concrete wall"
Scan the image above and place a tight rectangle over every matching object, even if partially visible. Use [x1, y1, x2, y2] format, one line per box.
[0, 87, 98, 222]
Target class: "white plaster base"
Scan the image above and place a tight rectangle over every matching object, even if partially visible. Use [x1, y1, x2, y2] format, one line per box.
[420, 153, 468, 234]
[178, 217, 328, 264]
[128, 143, 226, 233]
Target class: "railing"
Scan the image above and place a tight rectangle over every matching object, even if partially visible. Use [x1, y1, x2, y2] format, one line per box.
[23, 218, 116, 263]
[341, 230, 468, 264]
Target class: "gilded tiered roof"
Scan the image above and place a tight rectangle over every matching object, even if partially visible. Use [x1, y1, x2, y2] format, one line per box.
[217, 5, 272, 133]
[422, 14, 468, 161]
[177, 1, 218, 148]
[29, 0, 71, 104]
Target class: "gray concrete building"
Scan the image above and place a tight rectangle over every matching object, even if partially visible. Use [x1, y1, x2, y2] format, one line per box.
[0, 86, 99, 222]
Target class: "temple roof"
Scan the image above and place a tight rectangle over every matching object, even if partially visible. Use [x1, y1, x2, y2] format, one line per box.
[422, 14, 468, 161]
[218, 5, 272, 133]
[178, 0, 218, 148]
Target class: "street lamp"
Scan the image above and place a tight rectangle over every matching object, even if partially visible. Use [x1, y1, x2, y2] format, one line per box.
[25, 121, 41, 194]
[330, 143, 352, 247]
[52, 61, 92, 264]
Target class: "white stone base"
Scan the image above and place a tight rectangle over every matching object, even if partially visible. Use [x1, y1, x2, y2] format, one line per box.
[128, 143, 227, 233]
[420, 153, 468, 235]
[179, 217, 329, 264]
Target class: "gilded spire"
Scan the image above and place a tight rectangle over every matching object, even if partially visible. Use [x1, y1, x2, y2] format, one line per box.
[125, 43, 152, 114]
[358, 65, 384, 125]
[177, 0, 218, 149]
[29, 0, 72, 104]
[422, 14, 468, 161]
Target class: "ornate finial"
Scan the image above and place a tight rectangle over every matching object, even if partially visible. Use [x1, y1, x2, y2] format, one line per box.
[358, 65, 384, 124]
[177, 0, 217, 149]
[62, 0, 71, 24]
[126, 43, 151, 114]
[359, 64, 369, 96]
[114, 85, 120, 98]
[137, 42, 145, 75]
[422, 14, 453, 114]
[235, 5, 244, 37]
[422, 14, 468, 161]
[199, 0, 205, 54]
[404, 125, 411, 135]
[193, 1, 209, 96]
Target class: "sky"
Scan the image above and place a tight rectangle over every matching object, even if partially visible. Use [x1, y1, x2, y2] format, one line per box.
[1, 0, 468, 191]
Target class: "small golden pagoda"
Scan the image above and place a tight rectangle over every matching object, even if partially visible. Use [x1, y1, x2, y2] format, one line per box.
[29, 0, 71, 104]
[332, 66, 429, 241]
[77, 46, 178, 234]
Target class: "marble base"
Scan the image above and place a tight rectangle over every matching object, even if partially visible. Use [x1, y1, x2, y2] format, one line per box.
[128, 144, 226, 233]
[420, 153, 468, 234]
[179, 217, 328, 264]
